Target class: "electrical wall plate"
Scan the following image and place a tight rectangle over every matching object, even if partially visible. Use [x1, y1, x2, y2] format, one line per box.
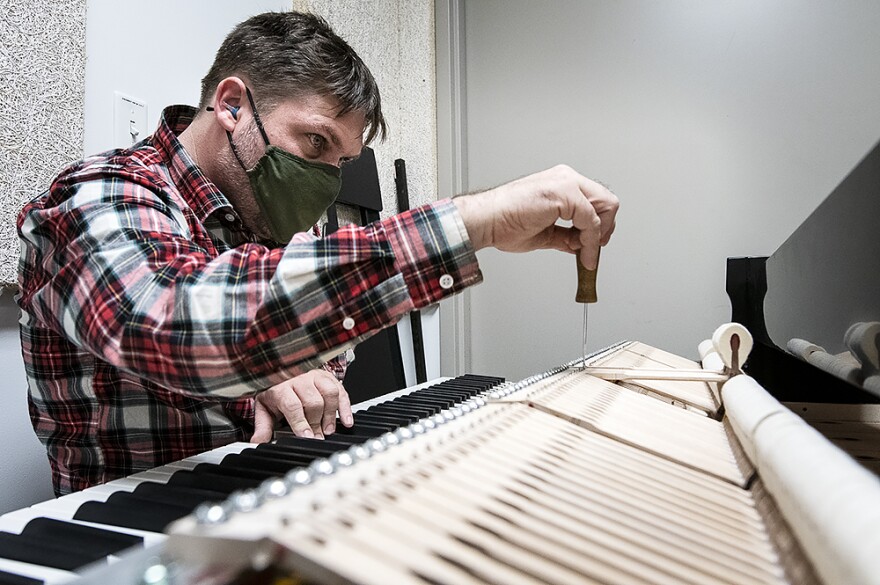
[113, 92, 147, 148]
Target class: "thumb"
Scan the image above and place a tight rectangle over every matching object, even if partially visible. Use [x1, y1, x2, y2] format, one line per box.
[250, 400, 275, 444]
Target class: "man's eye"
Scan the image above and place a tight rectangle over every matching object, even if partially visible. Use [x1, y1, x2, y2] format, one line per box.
[308, 134, 326, 151]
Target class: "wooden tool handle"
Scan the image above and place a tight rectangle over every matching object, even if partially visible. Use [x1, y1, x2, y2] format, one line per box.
[575, 252, 599, 303]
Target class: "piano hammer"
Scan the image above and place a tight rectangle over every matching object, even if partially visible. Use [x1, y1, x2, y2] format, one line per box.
[576, 251, 599, 368]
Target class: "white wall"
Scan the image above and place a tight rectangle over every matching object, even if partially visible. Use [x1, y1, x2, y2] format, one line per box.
[84, 0, 291, 155]
[0, 0, 290, 515]
[459, 0, 880, 380]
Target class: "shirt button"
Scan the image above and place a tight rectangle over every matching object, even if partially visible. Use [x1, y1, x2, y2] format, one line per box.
[224, 213, 236, 223]
[342, 317, 356, 331]
[439, 274, 454, 289]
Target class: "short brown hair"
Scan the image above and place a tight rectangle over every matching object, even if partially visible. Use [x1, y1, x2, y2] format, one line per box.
[200, 11, 386, 144]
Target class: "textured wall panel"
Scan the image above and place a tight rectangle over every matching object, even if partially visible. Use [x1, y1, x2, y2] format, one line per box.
[0, 0, 87, 287]
[293, 0, 437, 219]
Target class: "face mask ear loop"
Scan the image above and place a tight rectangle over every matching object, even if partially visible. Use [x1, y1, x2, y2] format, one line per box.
[225, 131, 250, 172]
[244, 87, 272, 147]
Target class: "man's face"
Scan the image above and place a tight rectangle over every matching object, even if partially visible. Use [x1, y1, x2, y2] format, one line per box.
[219, 93, 367, 241]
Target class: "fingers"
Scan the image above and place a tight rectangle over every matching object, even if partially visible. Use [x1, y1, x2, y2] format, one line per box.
[250, 399, 275, 444]
[278, 392, 316, 439]
[337, 384, 354, 428]
[312, 371, 343, 436]
[577, 174, 619, 245]
[256, 370, 351, 441]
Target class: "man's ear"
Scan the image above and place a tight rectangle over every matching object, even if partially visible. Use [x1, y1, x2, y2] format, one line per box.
[210, 77, 247, 132]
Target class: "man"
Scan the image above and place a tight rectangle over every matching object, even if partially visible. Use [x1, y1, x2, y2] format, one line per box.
[18, 11, 618, 495]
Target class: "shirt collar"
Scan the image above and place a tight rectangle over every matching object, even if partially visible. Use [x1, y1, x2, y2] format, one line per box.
[151, 105, 239, 224]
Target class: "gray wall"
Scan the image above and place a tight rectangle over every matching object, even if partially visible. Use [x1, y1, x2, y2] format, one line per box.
[459, 0, 880, 380]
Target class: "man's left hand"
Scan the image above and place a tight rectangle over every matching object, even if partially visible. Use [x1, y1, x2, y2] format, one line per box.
[250, 370, 354, 443]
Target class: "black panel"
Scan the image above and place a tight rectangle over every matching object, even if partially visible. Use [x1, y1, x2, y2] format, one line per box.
[727, 256, 879, 404]
[336, 146, 382, 213]
[340, 326, 407, 404]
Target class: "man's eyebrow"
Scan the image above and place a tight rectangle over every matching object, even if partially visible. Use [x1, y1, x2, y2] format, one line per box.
[316, 122, 342, 148]
[317, 121, 363, 160]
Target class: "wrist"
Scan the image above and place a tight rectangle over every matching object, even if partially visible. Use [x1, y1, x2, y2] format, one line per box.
[453, 193, 491, 251]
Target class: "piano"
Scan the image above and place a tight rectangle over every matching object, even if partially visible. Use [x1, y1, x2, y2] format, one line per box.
[0, 140, 878, 584]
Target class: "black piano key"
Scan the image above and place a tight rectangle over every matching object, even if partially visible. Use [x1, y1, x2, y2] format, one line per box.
[258, 440, 348, 458]
[130, 482, 227, 510]
[167, 468, 263, 494]
[365, 403, 432, 419]
[349, 412, 408, 427]
[273, 434, 366, 449]
[360, 407, 421, 422]
[392, 396, 456, 409]
[0, 531, 104, 571]
[372, 400, 441, 416]
[412, 386, 475, 399]
[410, 391, 472, 403]
[428, 384, 481, 393]
[333, 423, 394, 438]
[74, 498, 188, 533]
[193, 461, 280, 481]
[241, 445, 327, 463]
[20, 517, 142, 557]
[220, 452, 311, 475]
[0, 570, 43, 585]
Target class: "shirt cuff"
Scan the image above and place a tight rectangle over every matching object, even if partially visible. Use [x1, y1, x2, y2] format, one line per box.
[382, 198, 483, 308]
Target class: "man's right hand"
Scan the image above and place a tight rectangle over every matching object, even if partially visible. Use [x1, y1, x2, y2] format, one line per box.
[453, 165, 619, 269]
[250, 369, 353, 443]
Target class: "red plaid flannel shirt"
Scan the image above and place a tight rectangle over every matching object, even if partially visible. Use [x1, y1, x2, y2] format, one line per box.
[17, 106, 482, 495]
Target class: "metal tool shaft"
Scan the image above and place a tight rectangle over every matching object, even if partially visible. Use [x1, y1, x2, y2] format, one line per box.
[582, 304, 589, 369]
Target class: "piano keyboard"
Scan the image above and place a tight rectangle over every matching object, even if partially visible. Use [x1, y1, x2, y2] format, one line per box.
[0, 374, 505, 585]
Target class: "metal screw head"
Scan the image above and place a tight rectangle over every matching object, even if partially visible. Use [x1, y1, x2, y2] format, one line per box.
[140, 562, 169, 585]
[286, 468, 314, 487]
[367, 438, 386, 454]
[259, 477, 290, 500]
[330, 451, 354, 468]
[309, 459, 335, 477]
[194, 501, 230, 525]
[230, 489, 261, 513]
[348, 444, 371, 461]
[382, 432, 400, 447]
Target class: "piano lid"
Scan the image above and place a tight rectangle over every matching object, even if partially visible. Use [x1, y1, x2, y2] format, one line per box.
[764, 138, 880, 356]
[728, 138, 880, 402]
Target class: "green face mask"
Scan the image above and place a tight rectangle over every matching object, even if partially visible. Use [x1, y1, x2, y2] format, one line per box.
[227, 88, 342, 244]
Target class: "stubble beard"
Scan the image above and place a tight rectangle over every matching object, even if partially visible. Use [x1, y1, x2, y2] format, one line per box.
[215, 119, 273, 241]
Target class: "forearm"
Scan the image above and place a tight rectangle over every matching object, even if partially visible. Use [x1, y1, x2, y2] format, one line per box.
[20, 197, 480, 397]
